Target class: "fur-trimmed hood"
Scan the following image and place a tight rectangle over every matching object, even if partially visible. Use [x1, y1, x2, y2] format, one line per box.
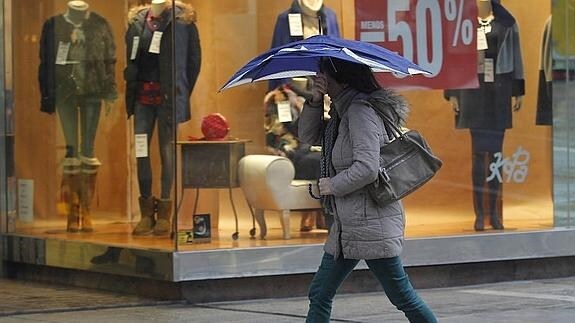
[128, 1, 197, 24]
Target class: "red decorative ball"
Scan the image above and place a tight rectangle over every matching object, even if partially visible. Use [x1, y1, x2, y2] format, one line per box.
[201, 113, 230, 140]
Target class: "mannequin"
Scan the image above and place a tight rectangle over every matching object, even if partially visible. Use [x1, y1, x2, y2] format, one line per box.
[444, 0, 525, 231]
[268, 0, 339, 232]
[39, 0, 117, 232]
[124, 1, 201, 236]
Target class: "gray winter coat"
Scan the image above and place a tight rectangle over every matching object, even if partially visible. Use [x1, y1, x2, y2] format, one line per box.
[299, 87, 407, 260]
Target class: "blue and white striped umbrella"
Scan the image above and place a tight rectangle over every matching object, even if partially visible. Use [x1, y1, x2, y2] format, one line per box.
[220, 35, 430, 91]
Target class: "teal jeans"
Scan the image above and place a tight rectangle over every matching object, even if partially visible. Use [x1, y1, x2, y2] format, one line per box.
[306, 253, 437, 323]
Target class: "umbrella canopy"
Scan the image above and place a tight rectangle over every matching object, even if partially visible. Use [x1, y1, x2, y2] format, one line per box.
[220, 35, 430, 91]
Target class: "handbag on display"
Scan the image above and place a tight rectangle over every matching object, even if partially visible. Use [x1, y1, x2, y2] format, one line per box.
[364, 101, 443, 206]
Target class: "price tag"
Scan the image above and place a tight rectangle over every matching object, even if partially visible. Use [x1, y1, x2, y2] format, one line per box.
[277, 101, 293, 122]
[135, 134, 148, 158]
[477, 29, 488, 50]
[17, 179, 34, 223]
[149, 31, 163, 54]
[484, 58, 494, 83]
[55, 42, 71, 65]
[130, 36, 140, 60]
[288, 13, 303, 36]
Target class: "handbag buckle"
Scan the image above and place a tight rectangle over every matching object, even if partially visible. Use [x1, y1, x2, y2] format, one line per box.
[381, 167, 390, 182]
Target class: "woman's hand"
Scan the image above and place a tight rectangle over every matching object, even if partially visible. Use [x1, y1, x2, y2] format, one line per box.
[310, 73, 328, 106]
[318, 177, 333, 195]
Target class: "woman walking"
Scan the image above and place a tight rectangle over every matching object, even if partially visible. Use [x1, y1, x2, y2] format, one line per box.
[298, 58, 438, 323]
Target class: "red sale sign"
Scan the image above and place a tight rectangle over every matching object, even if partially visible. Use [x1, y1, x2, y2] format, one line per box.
[355, 0, 478, 90]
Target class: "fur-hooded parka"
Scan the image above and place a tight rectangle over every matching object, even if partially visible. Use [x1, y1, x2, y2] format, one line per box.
[124, 1, 201, 123]
[299, 86, 409, 260]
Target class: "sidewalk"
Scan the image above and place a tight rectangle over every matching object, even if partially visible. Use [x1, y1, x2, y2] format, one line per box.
[1, 276, 575, 322]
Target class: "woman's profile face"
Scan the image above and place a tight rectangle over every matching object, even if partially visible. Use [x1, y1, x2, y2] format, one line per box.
[324, 72, 346, 99]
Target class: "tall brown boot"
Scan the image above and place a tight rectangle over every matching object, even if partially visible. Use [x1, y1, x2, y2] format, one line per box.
[79, 156, 101, 233]
[133, 196, 156, 236]
[61, 158, 81, 233]
[153, 199, 172, 236]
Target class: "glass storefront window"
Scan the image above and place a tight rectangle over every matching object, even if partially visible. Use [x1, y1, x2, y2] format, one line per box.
[1, 0, 569, 261]
[552, 0, 575, 227]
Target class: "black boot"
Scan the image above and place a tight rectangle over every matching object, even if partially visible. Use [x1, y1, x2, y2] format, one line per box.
[472, 152, 489, 231]
[487, 168, 504, 230]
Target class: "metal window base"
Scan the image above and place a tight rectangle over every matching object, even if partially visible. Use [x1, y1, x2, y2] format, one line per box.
[3, 229, 575, 282]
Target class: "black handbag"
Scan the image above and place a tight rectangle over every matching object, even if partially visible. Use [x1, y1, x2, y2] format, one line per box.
[366, 104, 443, 206]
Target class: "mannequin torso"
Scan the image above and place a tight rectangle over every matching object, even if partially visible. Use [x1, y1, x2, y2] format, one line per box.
[449, 0, 523, 113]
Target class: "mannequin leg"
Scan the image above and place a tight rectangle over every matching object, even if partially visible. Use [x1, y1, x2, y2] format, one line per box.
[157, 105, 175, 199]
[133, 103, 158, 235]
[78, 98, 102, 232]
[56, 97, 82, 232]
[135, 103, 156, 199]
[79, 96, 102, 159]
[152, 105, 174, 236]
[471, 129, 505, 231]
[471, 152, 488, 231]
[487, 153, 504, 229]
[56, 96, 79, 158]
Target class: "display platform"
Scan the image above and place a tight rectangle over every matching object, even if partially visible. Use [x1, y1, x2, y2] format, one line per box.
[4, 222, 575, 282]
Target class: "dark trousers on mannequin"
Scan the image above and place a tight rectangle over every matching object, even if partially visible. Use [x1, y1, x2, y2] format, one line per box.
[134, 102, 175, 199]
[470, 129, 505, 231]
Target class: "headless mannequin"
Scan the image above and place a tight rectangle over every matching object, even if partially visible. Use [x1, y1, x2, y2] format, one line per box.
[445, 0, 529, 231]
[293, 0, 330, 231]
[150, 0, 167, 17]
[58, 1, 107, 233]
[449, 0, 524, 113]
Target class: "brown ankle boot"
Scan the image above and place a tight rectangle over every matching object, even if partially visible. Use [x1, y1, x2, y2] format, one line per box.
[153, 199, 172, 236]
[133, 196, 156, 235]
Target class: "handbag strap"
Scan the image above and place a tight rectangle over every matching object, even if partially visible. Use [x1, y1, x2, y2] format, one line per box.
[358, 99, 404, 141]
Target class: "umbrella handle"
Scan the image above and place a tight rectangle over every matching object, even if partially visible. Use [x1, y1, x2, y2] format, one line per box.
[318, 14, 324, 36]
